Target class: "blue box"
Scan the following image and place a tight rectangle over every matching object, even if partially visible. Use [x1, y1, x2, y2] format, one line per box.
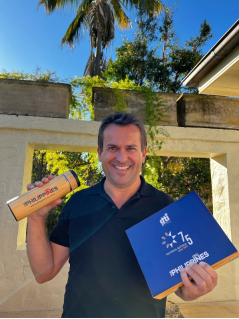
[126, 191, 239, 299]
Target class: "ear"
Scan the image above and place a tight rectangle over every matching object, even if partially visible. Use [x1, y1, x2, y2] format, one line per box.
[97, 147, 102, 162]
[142, 147, 147, 163]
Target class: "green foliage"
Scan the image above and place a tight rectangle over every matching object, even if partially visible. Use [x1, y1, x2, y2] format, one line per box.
[70, 76, 106, 120]
[70, 75, 154, 113]
[105, 36, 161, 87]
[0, 68, 61, 82]
[106, 6, 213, 93]
[45, 151, 102, 188]
[71, 75, 150, 117]
[185, 20, 214, 51]
[37, 150, 104, 235]
[32, 151, 52, 182]
[143, 156, 213, 213]
[139, 86, 169, 152]
[163, 157, 212, 212]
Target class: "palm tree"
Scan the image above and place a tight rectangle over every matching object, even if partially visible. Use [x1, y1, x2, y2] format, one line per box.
[81, 0, 116, 77]
[38, 0, 166, 78]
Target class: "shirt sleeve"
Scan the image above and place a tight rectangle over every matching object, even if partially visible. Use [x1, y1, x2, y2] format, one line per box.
[49, 198, 72, 247]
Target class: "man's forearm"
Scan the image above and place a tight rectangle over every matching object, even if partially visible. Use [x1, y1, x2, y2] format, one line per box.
[27, 216, 55, 283]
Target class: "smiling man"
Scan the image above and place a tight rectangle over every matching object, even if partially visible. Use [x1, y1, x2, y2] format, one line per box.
[27, 112, 218, 318]
[98, 122, 147, 207]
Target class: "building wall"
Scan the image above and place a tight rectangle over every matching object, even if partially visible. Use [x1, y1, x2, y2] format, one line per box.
[0, 114, 239, 316]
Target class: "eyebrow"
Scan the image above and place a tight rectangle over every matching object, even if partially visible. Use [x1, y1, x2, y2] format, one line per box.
[106, 143, 138, 147]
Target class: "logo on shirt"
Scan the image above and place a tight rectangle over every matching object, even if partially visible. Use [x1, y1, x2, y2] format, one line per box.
[159, 213, 170, 226]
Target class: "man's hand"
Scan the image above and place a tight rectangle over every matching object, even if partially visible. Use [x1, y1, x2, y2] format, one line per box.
[27, 175, 62, 219]
[26, 175, 68, 284]
[175, 262, 218, 301]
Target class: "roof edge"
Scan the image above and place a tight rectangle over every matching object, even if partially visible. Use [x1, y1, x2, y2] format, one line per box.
[182, 19, 239, 87]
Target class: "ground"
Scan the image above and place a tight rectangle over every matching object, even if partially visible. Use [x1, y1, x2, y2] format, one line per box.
[0, 301, 239, 318]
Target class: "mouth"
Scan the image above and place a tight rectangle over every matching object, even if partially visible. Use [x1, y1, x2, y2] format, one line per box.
[114, 165, 130, 170]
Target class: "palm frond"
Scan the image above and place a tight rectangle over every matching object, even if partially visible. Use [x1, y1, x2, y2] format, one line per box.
[119, 0, 135, 10]
[121, 0, 166, 16]
[37, 0, 83, 12]
[110, 0, 131, 29]
[138, 0, 166, 16]
[61, 8, 88, 47]
[84, 50, 96, 76]
[88, 0, 115, 48]
[78, 0, 95, 12]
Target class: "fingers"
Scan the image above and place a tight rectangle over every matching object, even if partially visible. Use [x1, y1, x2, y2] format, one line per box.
[176, 262, 218, 301]
[199, 261, 218, 286]
[27, 175, 54, 191]
[42, 175, 54, 183]
[186, 263, 211, 289]
[27, 183, 35, 191]
[50, 198, 62, 209]
[185, 262, 217, 290]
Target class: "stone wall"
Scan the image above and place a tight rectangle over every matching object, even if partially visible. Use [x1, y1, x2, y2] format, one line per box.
[177, 94, 239, 129]
[0, 79, 71, 119]
[92, 87, 180, 126]
[93, 87, 239, 130]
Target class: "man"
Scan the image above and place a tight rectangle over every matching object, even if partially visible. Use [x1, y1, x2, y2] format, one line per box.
[27, 112, 218, 317]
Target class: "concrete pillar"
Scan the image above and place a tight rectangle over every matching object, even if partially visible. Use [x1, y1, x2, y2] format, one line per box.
[223, 152, 239, 300]
[210, 155, 231, 238]
[209, 154, 239, 301]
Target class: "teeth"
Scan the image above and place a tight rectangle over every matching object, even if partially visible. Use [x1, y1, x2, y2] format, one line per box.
[115, 166, 129, 170]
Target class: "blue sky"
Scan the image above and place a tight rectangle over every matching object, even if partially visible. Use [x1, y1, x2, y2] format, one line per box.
[0, 0, 238, 82]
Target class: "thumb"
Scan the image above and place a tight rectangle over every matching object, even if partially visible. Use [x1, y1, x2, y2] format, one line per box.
[48, 198, 62, 210]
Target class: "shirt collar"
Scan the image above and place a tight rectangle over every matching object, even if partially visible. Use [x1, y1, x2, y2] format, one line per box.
[138, 176, 156, 197]
[88, 176, 156, 197]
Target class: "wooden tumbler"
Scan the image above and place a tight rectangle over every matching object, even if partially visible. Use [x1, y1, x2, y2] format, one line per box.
[7, 170, 80, 221]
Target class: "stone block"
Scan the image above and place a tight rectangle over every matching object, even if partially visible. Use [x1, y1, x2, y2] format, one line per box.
[93, 87, 179, 126]
[0, 79, 71, 119]
[177, 93, 239, 129]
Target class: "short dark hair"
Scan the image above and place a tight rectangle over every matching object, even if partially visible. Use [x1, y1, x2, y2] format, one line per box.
[98, 112, 147, 152]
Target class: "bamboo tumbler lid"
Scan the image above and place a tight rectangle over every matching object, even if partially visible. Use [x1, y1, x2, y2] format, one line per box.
[63, 170, 80, 191]
[7, 170, 80, 221]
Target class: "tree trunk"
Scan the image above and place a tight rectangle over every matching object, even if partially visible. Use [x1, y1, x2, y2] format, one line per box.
[93, 30, 103, 77]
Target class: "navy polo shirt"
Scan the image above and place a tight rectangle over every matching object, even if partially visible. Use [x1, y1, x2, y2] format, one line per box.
[49, 176, 174, 318]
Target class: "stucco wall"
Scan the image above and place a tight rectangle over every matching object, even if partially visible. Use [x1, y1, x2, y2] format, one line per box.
[0, 114, 239, 315]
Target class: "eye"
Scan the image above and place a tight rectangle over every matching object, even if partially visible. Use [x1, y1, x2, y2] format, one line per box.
[128, 147, 136, 151]
[108, 146, 116, 151]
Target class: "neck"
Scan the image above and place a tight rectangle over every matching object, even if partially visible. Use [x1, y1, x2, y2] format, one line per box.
[104, 177, 141, 209]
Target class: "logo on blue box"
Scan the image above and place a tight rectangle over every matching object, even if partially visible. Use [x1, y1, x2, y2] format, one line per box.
[159, 213, 170, 226]
[162, 231, 177, 248]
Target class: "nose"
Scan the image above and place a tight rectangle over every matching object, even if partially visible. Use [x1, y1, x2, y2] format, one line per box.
[116, 149, 128, 163]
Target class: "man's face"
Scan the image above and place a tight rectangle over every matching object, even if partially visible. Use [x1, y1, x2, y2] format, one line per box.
[98, 124, 147, 189]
